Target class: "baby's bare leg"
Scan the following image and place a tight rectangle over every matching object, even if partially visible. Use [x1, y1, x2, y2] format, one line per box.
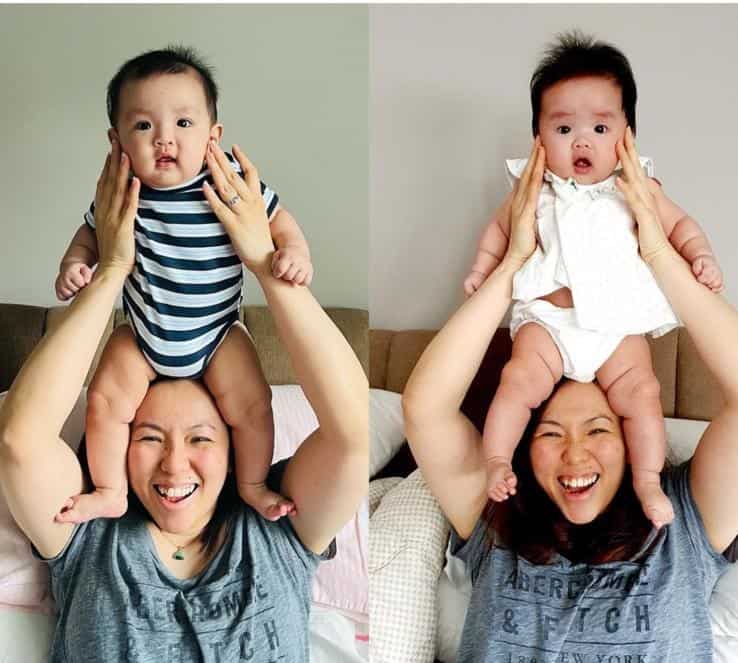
[56, 325, 155, 523]
[483, 323, 564, 501]
[597, 335, 674, 528]
[205, 324, 294, 521]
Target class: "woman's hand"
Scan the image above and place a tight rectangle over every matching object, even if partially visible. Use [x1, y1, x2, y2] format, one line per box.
[504, 138, 545, 268]
[202, 141, 274, 276]
[94, 138, 139, 277]
[615, 127, 672, 264]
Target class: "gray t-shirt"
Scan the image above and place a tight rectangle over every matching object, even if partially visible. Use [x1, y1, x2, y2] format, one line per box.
[40, 463, 333, 662]
[451, 462, 731, 662]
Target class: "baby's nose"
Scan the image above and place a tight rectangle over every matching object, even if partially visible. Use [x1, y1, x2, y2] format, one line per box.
[573, 135, 591, 150]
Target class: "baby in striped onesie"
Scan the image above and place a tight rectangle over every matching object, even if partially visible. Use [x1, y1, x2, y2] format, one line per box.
[54, 47, 312, 524]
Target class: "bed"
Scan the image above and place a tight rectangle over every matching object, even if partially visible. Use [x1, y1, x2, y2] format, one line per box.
[369, 326, 738, 663]
[0, 302, 369, 663]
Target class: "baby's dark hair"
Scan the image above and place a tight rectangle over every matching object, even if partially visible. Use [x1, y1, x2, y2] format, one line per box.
[530, 30, 637, 136]
[106, 45, 218, 128]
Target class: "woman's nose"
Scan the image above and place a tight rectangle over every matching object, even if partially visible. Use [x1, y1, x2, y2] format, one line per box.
[561, 437, 590, 463]
[160, 442, 189, 473]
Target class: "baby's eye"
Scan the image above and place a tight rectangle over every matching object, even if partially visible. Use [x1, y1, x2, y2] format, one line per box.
[134, 121, 152, 131]
[594, 124, 608, 134]
[556, 126, 571, 135]
[177, 118, 193, 128]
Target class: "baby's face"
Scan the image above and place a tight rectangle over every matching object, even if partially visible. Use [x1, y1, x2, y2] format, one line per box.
[538, 75, 627, 185]
[114, 70, 221, 188]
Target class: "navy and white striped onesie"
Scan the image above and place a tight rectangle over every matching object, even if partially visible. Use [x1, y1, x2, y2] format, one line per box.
[85, 154, 279, 378]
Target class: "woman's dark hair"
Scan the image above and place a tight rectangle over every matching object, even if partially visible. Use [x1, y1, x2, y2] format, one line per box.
[107, 45, 219, 128]
[530, 30, 637, 137]
[75, 378, 239, 559]
[484, 379, 652, 565]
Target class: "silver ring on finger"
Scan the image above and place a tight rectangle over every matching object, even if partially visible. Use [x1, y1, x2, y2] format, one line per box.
[226, 193, 241, 208]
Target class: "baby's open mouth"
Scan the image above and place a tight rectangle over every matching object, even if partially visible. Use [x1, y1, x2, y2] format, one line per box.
[573, 158, 592, 170]
[156, 156, 176, 166]
[558, 473, 599, 494]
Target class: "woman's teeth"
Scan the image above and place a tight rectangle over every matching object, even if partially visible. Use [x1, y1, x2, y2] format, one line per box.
[155, 484, 197, 501]
[559, 474, 599, 491]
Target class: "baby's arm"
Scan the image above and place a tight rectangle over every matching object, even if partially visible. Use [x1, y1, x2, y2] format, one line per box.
[649, 180, 723, 293]
[464, 192, 514, 296]
[55, 224, 100, 301]
[270, 208, 313, 286]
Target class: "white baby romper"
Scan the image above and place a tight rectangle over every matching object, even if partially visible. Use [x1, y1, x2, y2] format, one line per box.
[506, 156, 679, 382]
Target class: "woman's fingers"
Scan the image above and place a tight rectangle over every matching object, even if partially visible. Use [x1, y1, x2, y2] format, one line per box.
[233, 144, 260, 195]
[207, 140, 249, 204]
[202, 180, 234, 222]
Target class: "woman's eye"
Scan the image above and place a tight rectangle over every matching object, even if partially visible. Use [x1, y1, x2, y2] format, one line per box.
[191, 436, 212, 444]
[556, 126, 570, 135]
[537, 430, 561, 438]
[136, 435, 162, 443]
[589, 428, 609, 435]
[594, 124, 608, 134]
[177, 118, 193, 128]
[134, 121, 151, 131]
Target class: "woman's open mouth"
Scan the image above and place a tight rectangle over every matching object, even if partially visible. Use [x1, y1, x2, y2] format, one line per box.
[573, 158, 592, 174]
[558, 473, 599, 498]
[154, 483, 198, 506]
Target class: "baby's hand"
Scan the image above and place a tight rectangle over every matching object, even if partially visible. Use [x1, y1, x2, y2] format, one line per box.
[692, 255, 724, 293]
[463, 270, 487, 298]
[55, 262, 93, 301]
[271, 246, 313, 286]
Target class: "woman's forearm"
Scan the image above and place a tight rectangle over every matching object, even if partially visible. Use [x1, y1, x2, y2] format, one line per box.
[649, 248, 738, 406]
[255, 271, 367, 449]
[404, 257, 521, 421]
[0, 267, 126, 450]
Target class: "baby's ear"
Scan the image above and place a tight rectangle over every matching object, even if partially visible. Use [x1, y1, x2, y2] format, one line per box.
[209, 123, 224, 144]
[107, 128, 119, 145]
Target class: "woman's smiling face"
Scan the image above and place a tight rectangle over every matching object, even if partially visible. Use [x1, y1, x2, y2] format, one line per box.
[529, 381, 626, 524]
[127, 379, 230, 536]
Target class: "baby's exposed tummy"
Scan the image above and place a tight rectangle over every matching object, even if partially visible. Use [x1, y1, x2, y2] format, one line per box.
[541, 287, 574, 308]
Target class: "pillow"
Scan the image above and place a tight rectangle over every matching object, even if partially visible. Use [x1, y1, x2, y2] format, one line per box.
[0, 386, 368, 619]
[369, 389, 405, 477]
[369, 469, 449, 663]
[271, 385, 368, 619]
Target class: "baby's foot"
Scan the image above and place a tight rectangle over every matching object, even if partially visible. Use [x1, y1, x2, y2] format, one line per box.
[239, 482, 296, 521]
[55, 487, 128, 524]
[486, 457, 518, 502]
[632, 469, 674, 529]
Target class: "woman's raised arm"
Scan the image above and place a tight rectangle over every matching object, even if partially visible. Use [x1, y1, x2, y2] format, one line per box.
[0, 140, 138, 558]
[616, 127, 738, 552]
[403, 141, 545, 539]
[203, 141, 367, 554]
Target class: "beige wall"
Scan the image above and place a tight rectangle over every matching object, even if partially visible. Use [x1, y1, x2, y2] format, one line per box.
[370, 5, 738, 329]
[0, 4, 367, 308]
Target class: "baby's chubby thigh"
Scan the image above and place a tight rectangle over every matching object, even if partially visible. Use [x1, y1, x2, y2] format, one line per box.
[203, 323, 273, 430]
[87, 324, 156, 426]
[503, 322, 565, 409]
[595, 335, 661, 419]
